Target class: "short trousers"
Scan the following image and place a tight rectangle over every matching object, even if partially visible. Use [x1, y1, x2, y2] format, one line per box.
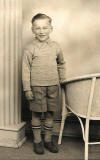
[30, 85, 59, 112]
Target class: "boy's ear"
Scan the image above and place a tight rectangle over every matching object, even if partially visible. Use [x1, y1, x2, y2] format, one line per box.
[50, 26, 53, 33]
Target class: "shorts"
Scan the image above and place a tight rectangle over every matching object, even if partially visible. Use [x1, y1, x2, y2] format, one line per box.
[30, 85, 59, 112]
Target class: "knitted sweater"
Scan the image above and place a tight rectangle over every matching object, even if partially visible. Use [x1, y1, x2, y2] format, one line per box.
[22, 38, 66, 91]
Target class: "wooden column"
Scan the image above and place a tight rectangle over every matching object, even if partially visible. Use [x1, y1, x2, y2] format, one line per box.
[0, 0, 26, 148]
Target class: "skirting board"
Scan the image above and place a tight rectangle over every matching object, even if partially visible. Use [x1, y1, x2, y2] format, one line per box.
[25, 119, 100, 139]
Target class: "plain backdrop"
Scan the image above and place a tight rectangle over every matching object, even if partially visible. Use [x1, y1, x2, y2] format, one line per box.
[22, 0, 100, 79]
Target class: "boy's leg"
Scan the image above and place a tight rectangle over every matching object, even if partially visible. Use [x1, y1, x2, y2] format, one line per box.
[44, 111, 53, 142]
[32, 112, 42, 143]
[43, 85, 59, 153]
[44, 111, 58, 153]
[32, 112, 44, 154]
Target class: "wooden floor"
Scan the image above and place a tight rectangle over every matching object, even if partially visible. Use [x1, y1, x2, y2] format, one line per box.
[0, 136, 100, 160]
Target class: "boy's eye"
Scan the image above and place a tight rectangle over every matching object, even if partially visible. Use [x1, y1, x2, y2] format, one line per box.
[34, 27, 49, 30]
[35, 27, 40, 30]
[43, 27, 49, 29]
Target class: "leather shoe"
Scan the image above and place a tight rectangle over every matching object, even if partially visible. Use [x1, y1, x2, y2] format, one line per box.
[44, 141, 58, 153]
[33, 142, 44, 154]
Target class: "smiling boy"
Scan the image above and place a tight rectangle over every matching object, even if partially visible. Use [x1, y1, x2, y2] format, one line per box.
[22, 13, 66, 154]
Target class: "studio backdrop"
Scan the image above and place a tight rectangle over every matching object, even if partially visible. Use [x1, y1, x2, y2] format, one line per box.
[22, 0, 100, 137]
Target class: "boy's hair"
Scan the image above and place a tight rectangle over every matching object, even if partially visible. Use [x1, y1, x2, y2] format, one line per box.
[31, 13, 52, 24]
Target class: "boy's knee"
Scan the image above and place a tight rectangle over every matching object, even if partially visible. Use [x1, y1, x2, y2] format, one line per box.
[31, 118, 41, 126]
[32, 112, 41, 126]
[44, 111, 54, 126]
[44, 111, 53, 118]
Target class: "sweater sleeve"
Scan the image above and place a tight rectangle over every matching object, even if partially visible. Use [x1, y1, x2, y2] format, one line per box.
[22, 49, 32, 91]
[56, 44, 66, 83]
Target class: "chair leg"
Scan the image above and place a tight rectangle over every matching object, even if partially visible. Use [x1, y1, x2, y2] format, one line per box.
[85, 142, 89, 160]
[58, 87, 66, 145]
[84, 77, 96, 160]
[85, 118, 90, 160]
[58, 117, 66, 145]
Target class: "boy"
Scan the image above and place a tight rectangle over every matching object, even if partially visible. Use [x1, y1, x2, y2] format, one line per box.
[22, 13, 66, 154]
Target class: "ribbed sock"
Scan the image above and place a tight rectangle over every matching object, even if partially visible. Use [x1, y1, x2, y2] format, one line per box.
[32, 129, 42, 143]
[44, 129, 52, 142]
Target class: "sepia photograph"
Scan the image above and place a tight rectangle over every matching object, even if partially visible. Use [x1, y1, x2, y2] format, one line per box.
[0, 0, 100, 160]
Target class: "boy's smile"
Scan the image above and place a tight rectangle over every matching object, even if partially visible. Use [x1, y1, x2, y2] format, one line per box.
[32, 19, 53, 42]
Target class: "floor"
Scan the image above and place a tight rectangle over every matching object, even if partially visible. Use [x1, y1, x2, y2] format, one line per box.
[0, 135, 100, 160]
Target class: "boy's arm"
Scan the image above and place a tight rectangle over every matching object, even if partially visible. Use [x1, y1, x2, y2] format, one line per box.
[22, 49, 34, 101]
[22, 49, 32, 92]
[56, 45, 66, 83]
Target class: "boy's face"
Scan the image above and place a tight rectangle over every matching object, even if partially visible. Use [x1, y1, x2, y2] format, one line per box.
[32, 18, 53, 42]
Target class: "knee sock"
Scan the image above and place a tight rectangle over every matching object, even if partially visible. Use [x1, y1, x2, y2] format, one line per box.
[44, 111, 54, 142]
[44, 127, 53, 142]
[32, 128, 41, 143]
[32, 112, 42, 143]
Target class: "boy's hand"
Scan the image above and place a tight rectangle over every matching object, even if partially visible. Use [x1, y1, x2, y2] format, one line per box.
[25, 91, 34, 101]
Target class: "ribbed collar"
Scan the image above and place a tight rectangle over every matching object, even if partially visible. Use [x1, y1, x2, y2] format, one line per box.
[32, 37, 52, 48]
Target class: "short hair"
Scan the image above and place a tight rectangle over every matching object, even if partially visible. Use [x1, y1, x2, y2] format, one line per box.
[31, 13, 52, 24]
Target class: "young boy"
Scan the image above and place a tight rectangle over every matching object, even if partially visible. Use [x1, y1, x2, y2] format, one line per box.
[22, 13, 66, 154]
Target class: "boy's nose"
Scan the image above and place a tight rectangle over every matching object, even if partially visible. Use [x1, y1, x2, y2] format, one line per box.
[40, 29, 44, 33]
